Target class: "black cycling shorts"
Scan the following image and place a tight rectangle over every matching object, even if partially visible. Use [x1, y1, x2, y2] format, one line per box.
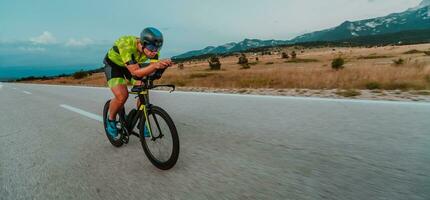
[104, 55, 136, 88]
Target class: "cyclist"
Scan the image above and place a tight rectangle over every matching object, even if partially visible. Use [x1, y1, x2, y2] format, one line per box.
[104, 27, 173, 139]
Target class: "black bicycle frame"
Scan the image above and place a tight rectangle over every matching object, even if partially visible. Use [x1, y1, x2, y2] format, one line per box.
[121, 77, 175, 140]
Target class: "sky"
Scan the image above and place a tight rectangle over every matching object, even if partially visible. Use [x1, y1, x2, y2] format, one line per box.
[0, 0, 423, 71]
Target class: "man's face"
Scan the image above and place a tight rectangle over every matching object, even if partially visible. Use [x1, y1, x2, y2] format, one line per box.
[137, 42, 156, 58]
[143, 47, 158, 58]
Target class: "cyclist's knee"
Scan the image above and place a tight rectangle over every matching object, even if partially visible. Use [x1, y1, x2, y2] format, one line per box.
[116, 93, 129, 104]
[111, 84, 129, 104]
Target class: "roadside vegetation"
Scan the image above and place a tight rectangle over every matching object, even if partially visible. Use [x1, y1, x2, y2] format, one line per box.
[16, 44, 430, 91]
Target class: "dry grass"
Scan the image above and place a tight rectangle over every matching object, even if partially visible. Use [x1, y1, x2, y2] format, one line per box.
[25, 43, 430, 91]
[159, 59, 430, 90]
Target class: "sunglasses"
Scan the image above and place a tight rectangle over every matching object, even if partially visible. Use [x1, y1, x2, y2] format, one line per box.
[144, 44, 159, 52]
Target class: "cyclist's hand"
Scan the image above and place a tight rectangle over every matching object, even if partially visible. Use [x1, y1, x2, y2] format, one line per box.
[154, 60, 173, 70]
[159, 59, 173, 68]
[154, 62, 167, 69]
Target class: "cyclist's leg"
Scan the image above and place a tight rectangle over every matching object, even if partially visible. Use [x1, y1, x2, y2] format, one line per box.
[125, 70, 142, 109]
[109, 84, 128, 120]
[104, 59, 129, 120]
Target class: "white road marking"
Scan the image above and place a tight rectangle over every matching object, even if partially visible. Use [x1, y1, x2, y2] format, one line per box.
[159, 91, 430, 106]
[23, 91, 32, 94]
[14, 83, 108, 90]
[9, 83, 430, 106]
[60, 104, 103, 122]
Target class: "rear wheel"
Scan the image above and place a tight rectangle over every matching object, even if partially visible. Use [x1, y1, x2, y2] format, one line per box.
[103, 100, 125, 147]
[139, 106, 179, 170]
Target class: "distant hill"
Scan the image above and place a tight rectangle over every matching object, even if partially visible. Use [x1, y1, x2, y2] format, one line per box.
[291, 2, 430, 43]
[170, 28, 430, 62]
[173, 0, 430, 60]
[173, 39, 290, 59]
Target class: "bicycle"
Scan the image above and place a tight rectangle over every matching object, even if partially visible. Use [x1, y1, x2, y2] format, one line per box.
[102, 69, 179, 170]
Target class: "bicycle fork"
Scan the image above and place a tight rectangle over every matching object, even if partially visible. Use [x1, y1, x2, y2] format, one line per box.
[140, 104, 164, 141]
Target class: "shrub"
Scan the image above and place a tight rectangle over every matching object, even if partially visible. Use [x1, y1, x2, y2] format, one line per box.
[19, 76, 36, 81]
[357, 55, 392, 60]
[411, 91, 430, 95]
[291, 51, 297, 59]
[265, 62, 274, 65]
[424, 51, 430, 56]
[281, 52, 289, 59]
[403, 49, 423, 54]
[336, 89, 361, 97]
[40, 76, 53, 80]
[392, 58, 404, 66]
[72, 70, 88, 79]
[238, 53, 250, 69]
[178, 63, 184, 70]
[255, 57, 259, 62]
[208, 56, 221, 70]
[365, 82, 381, 90]
[285, 58, 318, 63]
[236, 89, 247, 94]
[382, 82, 423, 90]
[331, 57, 345, 70]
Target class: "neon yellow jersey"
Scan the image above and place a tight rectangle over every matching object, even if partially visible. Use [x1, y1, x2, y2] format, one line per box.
[107, 35, 159, 67]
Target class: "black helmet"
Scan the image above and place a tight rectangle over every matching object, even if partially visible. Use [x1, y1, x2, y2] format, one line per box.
[140, 27, 163, 49]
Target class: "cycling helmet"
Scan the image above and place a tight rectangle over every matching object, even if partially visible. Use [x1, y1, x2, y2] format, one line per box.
[140, 27, 163, 50]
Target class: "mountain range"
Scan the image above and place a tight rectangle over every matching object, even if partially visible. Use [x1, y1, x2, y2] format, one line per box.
[173, 0, 430, 59]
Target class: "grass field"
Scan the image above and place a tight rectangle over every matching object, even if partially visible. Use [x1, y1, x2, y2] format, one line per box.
[25, 43, 430, 91]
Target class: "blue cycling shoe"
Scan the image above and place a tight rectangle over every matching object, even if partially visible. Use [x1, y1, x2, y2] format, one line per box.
[143, 124, 150, 138]
[106, 119, 118, 139]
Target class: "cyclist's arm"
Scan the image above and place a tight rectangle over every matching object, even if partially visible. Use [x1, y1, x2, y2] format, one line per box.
[126, 63, 158, 78]
[126, 60, 172, 78]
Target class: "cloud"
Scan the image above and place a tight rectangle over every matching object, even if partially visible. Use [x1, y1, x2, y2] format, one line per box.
[30, 31, 57, 44]
[65, 38, 94, 47]
[18, 46, 46, 52]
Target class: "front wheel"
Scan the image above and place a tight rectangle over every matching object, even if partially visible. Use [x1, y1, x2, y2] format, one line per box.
[139, 106, 180, 170]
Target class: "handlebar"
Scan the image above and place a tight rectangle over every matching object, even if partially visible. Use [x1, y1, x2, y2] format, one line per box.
[131, 68, 175, 93]
[131, 84, 175, 93]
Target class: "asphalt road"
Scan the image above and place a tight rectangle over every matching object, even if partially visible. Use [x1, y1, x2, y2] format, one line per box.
[1, 83, 429, 200]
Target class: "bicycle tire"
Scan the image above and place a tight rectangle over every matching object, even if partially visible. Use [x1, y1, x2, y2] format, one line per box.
[103, 100, 125, 147]
[139, 106, 180, 170]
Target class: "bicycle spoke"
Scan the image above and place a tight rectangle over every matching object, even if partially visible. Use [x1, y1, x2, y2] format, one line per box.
[152, 113, 164, 138]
